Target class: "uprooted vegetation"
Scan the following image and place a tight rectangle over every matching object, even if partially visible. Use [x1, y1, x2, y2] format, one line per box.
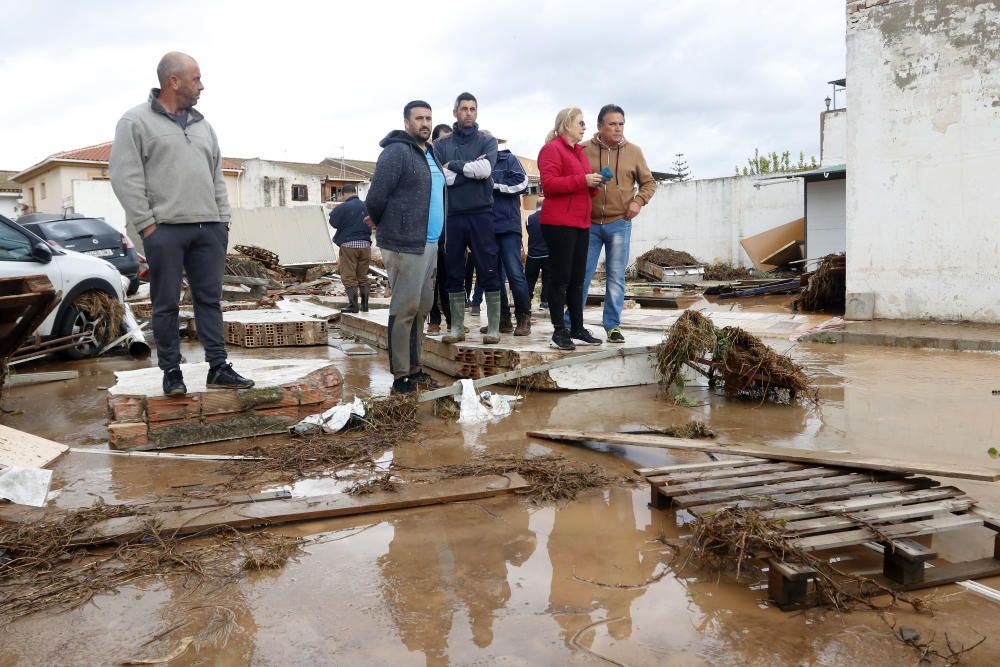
[638, 248, 700, 267]
[656, 310, 814, 404]
[0, 501, 302, 626]
[793, 254, 846, 313]
[217, 394, 418, 489]
[427, 452, 633, 504]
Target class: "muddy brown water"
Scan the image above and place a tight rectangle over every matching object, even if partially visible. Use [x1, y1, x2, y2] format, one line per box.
[2, 336, 1000, 665]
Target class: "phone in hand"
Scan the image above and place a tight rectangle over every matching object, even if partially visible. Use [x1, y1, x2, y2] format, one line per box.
[599, 167, 613, 183]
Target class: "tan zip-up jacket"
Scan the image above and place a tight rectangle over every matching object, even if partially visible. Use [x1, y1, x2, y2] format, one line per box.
[583, 134, 656, 225]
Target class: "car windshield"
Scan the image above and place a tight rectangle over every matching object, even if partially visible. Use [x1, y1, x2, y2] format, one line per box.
[38, 218, 115, 241]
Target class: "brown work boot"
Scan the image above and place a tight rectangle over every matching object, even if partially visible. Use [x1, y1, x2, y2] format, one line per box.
[513, 313, 531, 336]
[426, 322, 441, 335]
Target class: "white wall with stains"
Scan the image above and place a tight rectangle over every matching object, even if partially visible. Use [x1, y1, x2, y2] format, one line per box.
[846, 0, 1000, 321]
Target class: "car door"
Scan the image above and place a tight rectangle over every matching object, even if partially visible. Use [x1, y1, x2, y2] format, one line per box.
[0, 219, 63, 334]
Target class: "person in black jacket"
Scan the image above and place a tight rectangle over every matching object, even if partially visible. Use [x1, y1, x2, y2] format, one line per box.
[525, 200, 550, 311]
[433, 92, 502, 344]
[328, 184, 370, 313]
[364, 100, 447, 395]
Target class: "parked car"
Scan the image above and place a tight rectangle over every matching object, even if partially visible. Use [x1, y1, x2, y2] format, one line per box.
[0, 214, 127, 359]
[18, 213, 141, 295]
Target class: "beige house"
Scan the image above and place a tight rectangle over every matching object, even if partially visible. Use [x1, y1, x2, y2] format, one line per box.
[12, 141, 244, 215]
[0, 171, 22, 219]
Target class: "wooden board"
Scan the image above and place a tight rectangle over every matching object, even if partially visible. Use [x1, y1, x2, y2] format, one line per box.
[688, 480, 936, 516]
[761, 487, 966, 522]
[656, 466, 845, 496]
[69, 473, 529, 545]
[647, 462, 809, 486]
[529, 429, 1000, 482]
[634, 457, 764, 476]
[672, 473, 871, 509]
[789, 514, 982, 552]
[782, 498, 974, 535]
[0, 425, 68, 470]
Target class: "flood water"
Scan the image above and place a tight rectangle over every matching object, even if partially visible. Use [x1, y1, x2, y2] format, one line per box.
[2, 331, 1000, 666]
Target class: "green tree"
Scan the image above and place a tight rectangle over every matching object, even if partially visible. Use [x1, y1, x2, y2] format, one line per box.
[672, 153, 691, 181]
[736, 148, 818, 176]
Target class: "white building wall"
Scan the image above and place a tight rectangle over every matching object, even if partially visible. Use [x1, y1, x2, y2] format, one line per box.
[631, 176, 803, 267]
[846, 0, 1000, 321]
[820, 110, 847, 166]
[0, 193, 21, 219]
[806, 179, 846, 259]
[238, 159, 328, 209]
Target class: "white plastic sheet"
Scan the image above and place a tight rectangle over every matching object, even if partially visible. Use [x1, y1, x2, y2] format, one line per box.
[291, 396, 366, 434]
[455, 379, 521, 424]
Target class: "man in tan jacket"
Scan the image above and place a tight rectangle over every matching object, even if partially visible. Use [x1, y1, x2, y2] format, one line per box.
[566, 104, 656, 343]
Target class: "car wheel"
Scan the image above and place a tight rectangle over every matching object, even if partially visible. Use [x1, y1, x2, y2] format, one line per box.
[55, 290, 119, 360]
[127, 276, 141, 296]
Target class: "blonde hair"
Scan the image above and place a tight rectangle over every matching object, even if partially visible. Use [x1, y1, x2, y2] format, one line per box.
[546, 107, 582, 143]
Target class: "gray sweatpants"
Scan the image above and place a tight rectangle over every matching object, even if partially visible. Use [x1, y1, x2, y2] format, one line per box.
[383, 243, 437, 379]
[144, 222, 228, 371]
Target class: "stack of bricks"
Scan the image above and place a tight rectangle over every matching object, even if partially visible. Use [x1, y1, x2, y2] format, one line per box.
[223, 309, 328, 348]
[106, 360, 342, 450]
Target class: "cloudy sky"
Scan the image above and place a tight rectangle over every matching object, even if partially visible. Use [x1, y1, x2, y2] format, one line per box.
[1, 1, 845, 179]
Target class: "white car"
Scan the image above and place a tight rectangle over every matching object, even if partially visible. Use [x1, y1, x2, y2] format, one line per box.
[0, 214, 127, 358]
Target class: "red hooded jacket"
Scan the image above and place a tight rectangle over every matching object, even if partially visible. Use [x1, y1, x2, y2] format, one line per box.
[537, 136, 598, 229]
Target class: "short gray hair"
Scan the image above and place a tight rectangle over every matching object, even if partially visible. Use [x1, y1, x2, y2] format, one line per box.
[157, 52, 195, 86]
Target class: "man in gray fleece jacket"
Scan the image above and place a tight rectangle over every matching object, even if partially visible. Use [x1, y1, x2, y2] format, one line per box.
[110, 52, 253, 396]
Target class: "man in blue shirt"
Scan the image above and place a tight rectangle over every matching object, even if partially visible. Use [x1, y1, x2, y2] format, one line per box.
[364, 100, 446, 395]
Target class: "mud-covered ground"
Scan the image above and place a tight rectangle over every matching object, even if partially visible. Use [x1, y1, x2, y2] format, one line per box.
[2, 317, 999, 666]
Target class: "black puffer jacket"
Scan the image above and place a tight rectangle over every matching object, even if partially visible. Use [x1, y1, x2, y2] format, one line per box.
[366, 130, 447, 254]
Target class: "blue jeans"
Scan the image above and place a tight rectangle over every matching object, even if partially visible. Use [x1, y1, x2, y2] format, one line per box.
[563, 219, 631, 331]
[472, 232, 531, 316]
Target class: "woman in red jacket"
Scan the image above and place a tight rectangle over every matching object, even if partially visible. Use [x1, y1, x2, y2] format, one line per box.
[538, 107, 604, 350]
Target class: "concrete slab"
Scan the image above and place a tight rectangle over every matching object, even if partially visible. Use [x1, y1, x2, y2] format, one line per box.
[800, 319, 1000, 352]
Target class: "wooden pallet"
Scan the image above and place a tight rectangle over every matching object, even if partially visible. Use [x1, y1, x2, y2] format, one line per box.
[639, 457, 1000, 610]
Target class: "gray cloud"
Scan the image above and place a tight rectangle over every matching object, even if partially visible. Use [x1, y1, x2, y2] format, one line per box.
[0, 0, 844, 178]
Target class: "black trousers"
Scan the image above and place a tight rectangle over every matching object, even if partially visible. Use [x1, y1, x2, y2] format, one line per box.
[541, 225, 588, 331]
[427, 245, 450, 326]
[524, 255, 550, 307]
[144, 222, 228, 371]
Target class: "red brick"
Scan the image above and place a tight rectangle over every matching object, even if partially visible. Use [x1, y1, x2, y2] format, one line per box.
[146, 394, 200, 422]
[200, 390, 245, 416]
[108, 395, 145, 422]
[108, 422, 148, 450]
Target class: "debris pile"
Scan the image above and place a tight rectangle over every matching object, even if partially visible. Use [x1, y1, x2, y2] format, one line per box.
[72, 290, 125, 346]
[638, 248, 700, 267]
[648, 420, 716, 439]
[431, 452, 630, 503]
[656, 310, 814, 403]
[793, 254, 846, 313]
[0, 501, 303, 625]
[702, 262, 755, 281]
[217, 394, 418, 489]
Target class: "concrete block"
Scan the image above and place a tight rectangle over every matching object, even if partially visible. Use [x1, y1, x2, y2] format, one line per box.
[845, 292, 875, 321]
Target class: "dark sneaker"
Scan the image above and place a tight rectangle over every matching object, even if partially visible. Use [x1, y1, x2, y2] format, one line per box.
[539, 301, 549, 311]
[409, 371, 440, 389]
[391, 376, 419, 395]
[207, 362, 255, 389]
[607, 328, 625, 344]
[162, 368, 187, 396]
[570, 328, 603, 346]
[550, 328, 576, 351]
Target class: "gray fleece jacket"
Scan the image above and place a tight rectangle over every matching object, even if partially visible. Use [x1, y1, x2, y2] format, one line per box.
[110, 89, 231, 234]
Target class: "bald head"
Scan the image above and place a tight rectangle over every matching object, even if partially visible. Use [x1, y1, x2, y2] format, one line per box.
[154, 52, 204, 113]
[157, 52, 197, 87]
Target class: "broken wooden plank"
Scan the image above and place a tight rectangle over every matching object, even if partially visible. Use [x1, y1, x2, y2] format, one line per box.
[789, 514, 983, 552]
[647, 462, 808, 486]
[416, 347, 652, 403]
[672, 473, 873, 509]
[529, 429, 1000, 482]
[657, 466, 845, 496]
[782, 498, 974, 535]
[634, 457, 764, 476]
[0, 425, 68, 470]
[69, 473, 529, 545]
[760, 487, 966, 522]
[5, 370, 79, 386]
[67, 447, 266, 461]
